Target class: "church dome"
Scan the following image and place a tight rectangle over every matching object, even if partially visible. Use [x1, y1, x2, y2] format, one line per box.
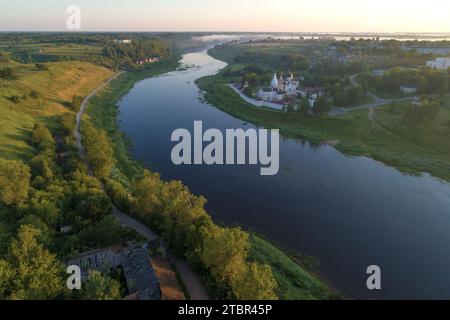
[271, 73, 278, 88]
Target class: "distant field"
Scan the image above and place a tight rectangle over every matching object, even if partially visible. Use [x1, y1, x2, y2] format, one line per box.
[1, 43, 104, 63]
[0, 60, 113, 160]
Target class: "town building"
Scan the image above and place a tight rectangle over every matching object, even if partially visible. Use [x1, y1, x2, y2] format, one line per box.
[114, 39, 132, 44]
[136, 56, 162, 65]
[298, 86, 325, 107]
[400, 85, 417, 94]
[426, 57, 450, 70]
[67, 243, 162, 300]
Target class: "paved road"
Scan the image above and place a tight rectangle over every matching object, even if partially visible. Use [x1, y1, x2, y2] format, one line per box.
[329, 74, 413, 116]
[74, 72, 209, 300]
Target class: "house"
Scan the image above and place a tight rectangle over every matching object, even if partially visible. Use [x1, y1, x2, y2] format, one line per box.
[400, 85, 417, 94]
[372, 69, 385, 77]
[298, 86, 325, 107]
[114, 39, 132, 44]
[412, 96, 422, 106]
[426, 57, 450, 70]
[67, 243, 162, 300]
[136, 56, 162, 65]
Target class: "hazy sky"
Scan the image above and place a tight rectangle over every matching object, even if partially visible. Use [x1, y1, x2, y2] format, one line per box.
[1, 0, 449, 33]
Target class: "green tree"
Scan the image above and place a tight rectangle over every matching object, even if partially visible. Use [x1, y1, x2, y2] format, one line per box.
[84, 126, 115, 179]
[31, 124, 54, 146]
[0, 160, 31, 206]
[0, 260, 14, 299]
[5, 225, 65, 300]
[299, 99, 311, 116]
[233, 262, 278, 300]
[201, 226, 248, 291]
[131, 170, 163, 216]
[83, 271, 121, 300]
[61, 113, 76, 135]
[313, 96, 332, 115]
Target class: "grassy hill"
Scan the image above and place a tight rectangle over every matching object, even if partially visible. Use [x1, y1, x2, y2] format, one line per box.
[0, 59, 113, 160]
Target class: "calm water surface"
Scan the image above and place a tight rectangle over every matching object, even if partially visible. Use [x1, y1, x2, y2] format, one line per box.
[118, 50, 450, 299]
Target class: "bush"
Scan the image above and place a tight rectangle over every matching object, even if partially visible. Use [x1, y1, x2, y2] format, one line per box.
[31, 124, 54, 146]
[30, 90, 41, 99]
[10, 95, 20, 103]
[0, 67, 17, 79]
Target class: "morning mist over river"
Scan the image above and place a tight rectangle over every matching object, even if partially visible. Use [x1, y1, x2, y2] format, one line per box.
[117, 48, 450, 299]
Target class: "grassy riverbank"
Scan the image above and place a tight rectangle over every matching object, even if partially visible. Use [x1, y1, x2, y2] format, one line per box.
[197, 57, 450, 182]
[84, 53, 341, 300]
[0, 59, 113, 160]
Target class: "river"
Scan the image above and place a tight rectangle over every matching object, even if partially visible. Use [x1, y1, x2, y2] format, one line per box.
[117, 49, 450, 299]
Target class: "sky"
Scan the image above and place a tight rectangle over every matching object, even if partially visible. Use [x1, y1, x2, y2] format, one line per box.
[1, 0, 449, 33]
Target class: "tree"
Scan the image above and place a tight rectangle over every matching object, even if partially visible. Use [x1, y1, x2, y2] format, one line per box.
[5, 225, 65, 300]
[70, 96, 84, 112]
[31, 124, 54, 146]
[313, 96, 332, 115]
[84, 126, 115, 179]
[201, 226, 248, 291]
[286, 101, 296, 113]
[79, 215, 126, 248]
[83, 271, 121, 300]
[233, 262, 278, 300]
[131, 170, 163, 216]
[0, 67, 17, 79]
[299, 99, 311, 116]
[0, 260, 14, 299]
[61, 113, 76, 135]
[243, 73, 258, 87]
[0, 160, 31, 206]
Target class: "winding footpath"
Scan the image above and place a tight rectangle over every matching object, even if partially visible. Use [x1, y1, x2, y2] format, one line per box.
[74, 72, 209, 300]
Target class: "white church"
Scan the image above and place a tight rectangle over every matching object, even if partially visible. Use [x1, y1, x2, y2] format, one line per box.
[256, 73, 300, 103]
[256, 72, 324, 107]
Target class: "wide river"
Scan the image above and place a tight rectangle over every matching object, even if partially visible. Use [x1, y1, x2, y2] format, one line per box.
[118, 50, 450, 299]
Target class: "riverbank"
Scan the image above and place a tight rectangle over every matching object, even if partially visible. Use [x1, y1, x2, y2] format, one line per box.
[84, 52, 341, 300]
[197, 51, 450, 182]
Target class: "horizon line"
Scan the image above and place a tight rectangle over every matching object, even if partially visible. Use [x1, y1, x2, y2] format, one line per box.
[0, 30, 449, 35]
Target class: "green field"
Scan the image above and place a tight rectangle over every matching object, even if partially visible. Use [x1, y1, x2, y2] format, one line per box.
[197, 72, 450, 182]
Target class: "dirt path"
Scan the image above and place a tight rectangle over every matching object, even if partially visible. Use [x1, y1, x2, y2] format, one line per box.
[74, 72, 209, 300]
